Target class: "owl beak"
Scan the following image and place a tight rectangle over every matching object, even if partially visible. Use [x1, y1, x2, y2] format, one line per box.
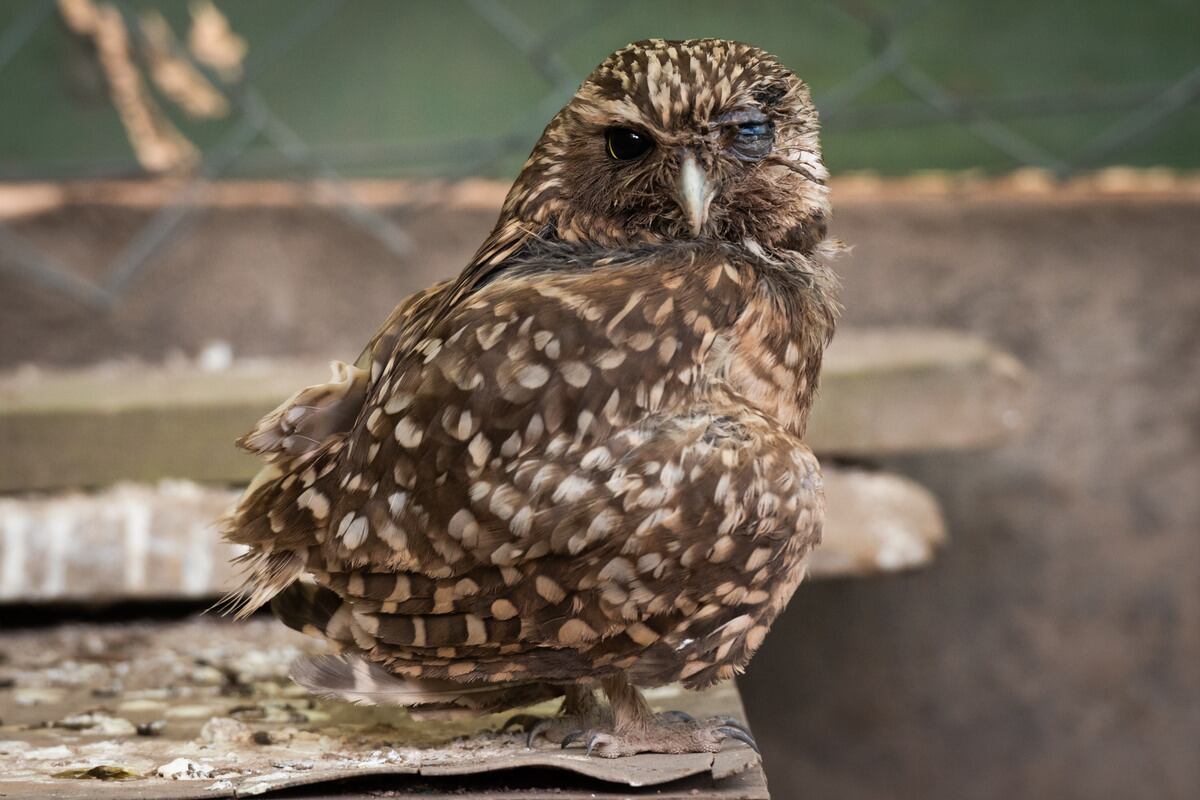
[676, 152, 713, 237]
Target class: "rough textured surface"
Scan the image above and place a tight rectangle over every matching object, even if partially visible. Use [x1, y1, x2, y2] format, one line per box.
[0, 328, 1028, 492]
[0, 618, 764, 798]
[0, 467, 941, 603]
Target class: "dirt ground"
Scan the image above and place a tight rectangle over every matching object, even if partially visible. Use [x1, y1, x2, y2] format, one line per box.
[2, 190, 1198, 799]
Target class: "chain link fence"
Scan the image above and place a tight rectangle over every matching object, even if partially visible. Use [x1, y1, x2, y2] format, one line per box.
[1, 0, 1198, 309]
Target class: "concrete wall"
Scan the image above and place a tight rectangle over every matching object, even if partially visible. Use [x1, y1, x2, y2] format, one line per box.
[742, 196, 1200, 800]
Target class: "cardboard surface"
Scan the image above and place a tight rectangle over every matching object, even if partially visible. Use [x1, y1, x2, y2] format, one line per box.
[0, 618, 766, 798]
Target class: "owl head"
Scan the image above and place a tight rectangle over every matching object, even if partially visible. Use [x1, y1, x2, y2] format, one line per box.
[500, 39, 830, 256]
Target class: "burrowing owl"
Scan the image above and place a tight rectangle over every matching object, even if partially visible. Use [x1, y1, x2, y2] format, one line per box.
[225, 38, 838, 757]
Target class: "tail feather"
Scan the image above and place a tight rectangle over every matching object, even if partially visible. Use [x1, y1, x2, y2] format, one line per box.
[219, 434, 345, 618]
[218, 360, 365, 617]
[289, 654, 561, 716]
[271, 581, 344, 637]
[275, 584, 563, 716]
[213, 547, 308, 620]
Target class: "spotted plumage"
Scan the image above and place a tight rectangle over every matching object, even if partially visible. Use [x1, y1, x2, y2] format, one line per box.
[224, 38, 838, 756]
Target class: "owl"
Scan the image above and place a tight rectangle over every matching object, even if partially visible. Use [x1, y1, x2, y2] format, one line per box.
[224, 38, 838, 758]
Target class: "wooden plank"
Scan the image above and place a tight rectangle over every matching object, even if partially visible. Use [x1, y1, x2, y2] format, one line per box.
[0, 361, 324, 492]
[0, 465, 943, 604]
[809, 327, 1030, 456]
[809, 466, 946, 578]
[3, 171, 1199, 222]
[0, 328, 1030, 492]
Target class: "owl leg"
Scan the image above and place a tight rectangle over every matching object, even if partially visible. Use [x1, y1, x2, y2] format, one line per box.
[505, 684, 606, 747]
[559, 674, 759, 758]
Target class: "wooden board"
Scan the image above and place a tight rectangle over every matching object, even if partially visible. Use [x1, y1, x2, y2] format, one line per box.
[0, 465, 944, 603]
[0, 327, 1030, 492]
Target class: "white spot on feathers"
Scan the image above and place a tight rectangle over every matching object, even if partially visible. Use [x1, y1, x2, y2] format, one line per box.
[394, 418, 423, 448]
[297, 488, 330, 520]
[338, 514, 369, 549]
[553, 474, 593, 503]
[560, 361, 592, 387]
[531, 576, 564, 605]
[468, 433, 491, 466]
[387, 492, 408, 517]
[557, 619, 598, 644]
[517, 364, 550, 389]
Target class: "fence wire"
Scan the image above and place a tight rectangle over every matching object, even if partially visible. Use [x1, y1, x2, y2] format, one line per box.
[1, 0, 1197, 309]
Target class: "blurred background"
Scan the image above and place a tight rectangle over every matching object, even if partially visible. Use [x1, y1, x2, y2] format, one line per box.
[0, 1, 1197, 799]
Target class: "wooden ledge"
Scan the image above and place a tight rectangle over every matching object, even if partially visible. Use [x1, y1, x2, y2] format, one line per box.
[0, 463, 944, 604]
[0, 328, 1030, 492]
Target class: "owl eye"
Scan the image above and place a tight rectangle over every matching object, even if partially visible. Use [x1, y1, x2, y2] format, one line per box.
[731, 119, 774, 161]
[606, 127, 654, 160]
[737, 121, 771, 138]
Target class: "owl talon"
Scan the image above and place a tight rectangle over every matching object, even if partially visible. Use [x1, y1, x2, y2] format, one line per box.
[712, 715, 751, 735]
[525, 719, 552, 748]
[501, 713, 556, 748]
[560, 729, 587, 749]
[501, 713, 541, 733]
[716, 724, 760, 754]
[555, 714, 759, 758]
[586, 731, 613, 756]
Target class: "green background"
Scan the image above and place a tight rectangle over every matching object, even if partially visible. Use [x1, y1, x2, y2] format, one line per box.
[1, 0, 1198, 179]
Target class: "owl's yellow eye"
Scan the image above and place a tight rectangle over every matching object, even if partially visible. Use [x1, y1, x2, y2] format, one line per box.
[606, 128, 654, 160]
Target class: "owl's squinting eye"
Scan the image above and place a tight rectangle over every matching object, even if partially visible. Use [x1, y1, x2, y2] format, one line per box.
[729, 117, 774, 162]
[606, 127, 654, 161]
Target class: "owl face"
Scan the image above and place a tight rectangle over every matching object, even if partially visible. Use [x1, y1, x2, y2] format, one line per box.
[503, 39, 830, 255]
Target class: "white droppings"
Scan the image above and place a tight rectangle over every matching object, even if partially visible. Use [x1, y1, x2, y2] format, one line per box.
[157, 757, 214, 780]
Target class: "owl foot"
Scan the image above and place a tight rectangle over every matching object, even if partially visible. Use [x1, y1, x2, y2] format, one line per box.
[506, 709, 611, 748]
[558, 712, 759, 758]
[503, 685, 605, 748]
